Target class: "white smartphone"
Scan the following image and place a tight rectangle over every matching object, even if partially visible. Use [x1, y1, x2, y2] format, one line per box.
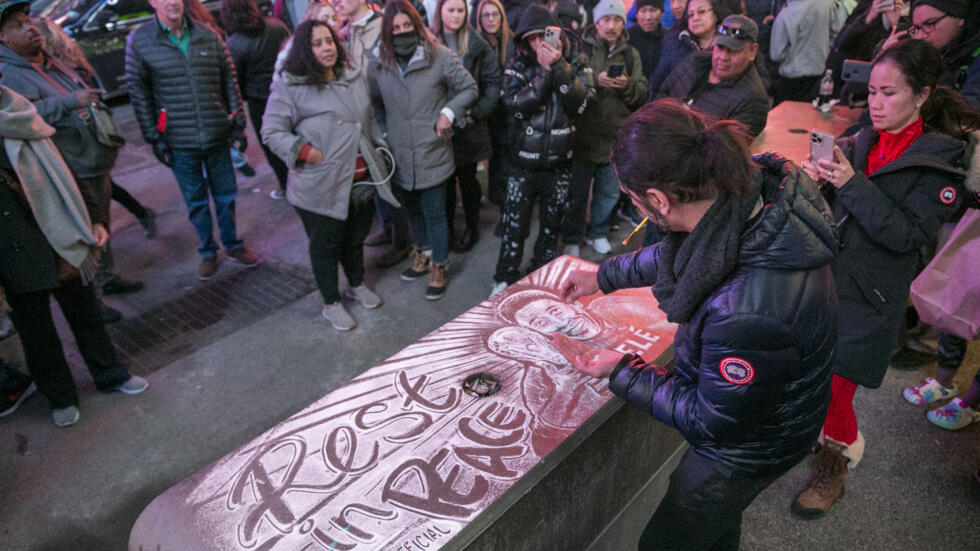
[544, 26, 561, 49]
[810, 130, 835, 163]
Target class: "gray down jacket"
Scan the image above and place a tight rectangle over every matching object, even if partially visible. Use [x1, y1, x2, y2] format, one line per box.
[124, 17, 246, 150]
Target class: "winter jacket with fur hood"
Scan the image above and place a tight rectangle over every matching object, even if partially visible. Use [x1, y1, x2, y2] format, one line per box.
[598, 154, 840, 476]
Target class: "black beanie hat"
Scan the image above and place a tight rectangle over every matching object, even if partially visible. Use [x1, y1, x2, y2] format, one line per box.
[635, 0, 663, 11]
[912, 0, 970, 19]
[514, 4, 562, 41]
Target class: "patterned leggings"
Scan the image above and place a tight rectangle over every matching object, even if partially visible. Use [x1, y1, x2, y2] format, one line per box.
[494, 166, 571, 284]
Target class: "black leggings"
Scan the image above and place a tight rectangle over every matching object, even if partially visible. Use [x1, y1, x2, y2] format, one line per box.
[445, 162, 481, 231]
[294, 198, 374, 305]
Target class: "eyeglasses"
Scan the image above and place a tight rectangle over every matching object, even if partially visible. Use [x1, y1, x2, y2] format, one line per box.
[480, 11, 501, 20]
[909, 14, 949, 37]
[687, 7, 713, 19]
[716, 23, 753, 41]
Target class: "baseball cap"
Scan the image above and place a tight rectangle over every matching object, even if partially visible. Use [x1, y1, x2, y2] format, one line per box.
[0, 0, 29, 26]
[713, 14, 758, 52]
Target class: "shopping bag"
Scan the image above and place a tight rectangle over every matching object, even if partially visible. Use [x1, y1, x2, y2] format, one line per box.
[910, 209, 980, 341]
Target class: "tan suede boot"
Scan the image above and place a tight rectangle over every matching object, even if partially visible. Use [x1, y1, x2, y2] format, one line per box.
[791, 439, 850, 519]
[426, 264, 447, 300]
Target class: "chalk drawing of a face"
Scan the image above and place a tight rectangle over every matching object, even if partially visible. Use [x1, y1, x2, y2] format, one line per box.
[486, 325, 569, 367]
[497, 290, 602, 340]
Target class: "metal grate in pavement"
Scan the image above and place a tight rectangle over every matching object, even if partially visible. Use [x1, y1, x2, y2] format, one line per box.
[107, 264, 316, 376]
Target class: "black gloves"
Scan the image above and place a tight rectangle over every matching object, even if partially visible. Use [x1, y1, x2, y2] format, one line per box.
[152, 140, 173, 167]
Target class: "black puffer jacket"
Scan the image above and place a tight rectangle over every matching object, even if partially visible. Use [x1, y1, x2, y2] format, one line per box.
[451, 30, 501, 165]
[503, 6, 595, 170]
[598, 154, 839, 476]
[227, 17, 291, 101]
[125, 17, 246, 150]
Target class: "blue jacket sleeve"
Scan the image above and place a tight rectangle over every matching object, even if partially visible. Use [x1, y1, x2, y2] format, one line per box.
[596, 244, 663, 294]
[609, 312, 801, 445]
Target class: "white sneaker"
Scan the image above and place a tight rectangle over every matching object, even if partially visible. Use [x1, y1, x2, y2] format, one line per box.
[489, 281, 508, 297]
[346, 284, 383, 309]
[564, 244, 580, 258]
[588, 237, 612, 254]
[52, 405, 80, 427]
[322, 303, 356, 331]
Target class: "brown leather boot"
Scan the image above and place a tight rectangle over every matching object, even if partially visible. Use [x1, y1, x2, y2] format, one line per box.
[791, 439, 849, 519]
[425, 263, 447, 300]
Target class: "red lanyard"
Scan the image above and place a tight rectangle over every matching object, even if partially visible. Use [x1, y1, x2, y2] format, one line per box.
[30, 60, 93, 126]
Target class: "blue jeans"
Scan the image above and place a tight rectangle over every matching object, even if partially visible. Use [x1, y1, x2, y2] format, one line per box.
[563, 161, 619, 243]
[397, 182, 449, 265]
[171, 147, 243, 257]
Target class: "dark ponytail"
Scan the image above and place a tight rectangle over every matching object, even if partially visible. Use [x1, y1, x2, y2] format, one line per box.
[612, 99, 756, 203]
[874, 39, 980, 140]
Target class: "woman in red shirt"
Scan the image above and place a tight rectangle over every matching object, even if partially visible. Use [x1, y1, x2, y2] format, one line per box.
[794, 38, 980, 519]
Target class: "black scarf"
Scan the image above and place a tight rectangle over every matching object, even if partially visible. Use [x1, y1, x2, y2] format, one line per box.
[653, 176, 763, 323]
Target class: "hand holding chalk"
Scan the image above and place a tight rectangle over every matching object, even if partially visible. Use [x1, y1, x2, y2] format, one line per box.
[560, 269, 600, 303]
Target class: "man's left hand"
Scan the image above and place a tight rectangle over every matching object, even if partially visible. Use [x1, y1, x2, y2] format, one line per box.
[92, 224, 109, 248]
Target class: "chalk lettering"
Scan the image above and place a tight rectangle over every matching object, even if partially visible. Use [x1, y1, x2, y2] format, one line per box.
[382, 449, 488, 518]
[396, 371, 459, 412]
[458, 417, 523, 447]
[476, 402, 527, 431]
[323, 425, 378, 474]
[353, 401, 433, 443]
[453, 445, 525, 478]
[331, 503, 397, 542]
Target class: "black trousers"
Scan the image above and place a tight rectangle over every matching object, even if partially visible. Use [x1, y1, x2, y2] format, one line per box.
[494, 166, 571, 284]
[445, 162, 481, 232]
[111, 180, 147, 219]
[294, 198, 374, 305]
[639, 448, 792, 551]
[247, 95, 290, 190]
[5, 278, 131, 409]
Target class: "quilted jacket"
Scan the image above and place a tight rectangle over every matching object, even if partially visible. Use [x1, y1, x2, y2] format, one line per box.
[125, 17, 246, 151]
[599, 154, 840, 476]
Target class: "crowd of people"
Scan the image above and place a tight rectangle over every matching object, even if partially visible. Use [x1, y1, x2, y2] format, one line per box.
[0, 0, 978, 544]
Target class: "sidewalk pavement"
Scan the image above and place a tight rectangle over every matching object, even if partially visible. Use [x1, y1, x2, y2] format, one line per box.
[0, 104, 976, 550]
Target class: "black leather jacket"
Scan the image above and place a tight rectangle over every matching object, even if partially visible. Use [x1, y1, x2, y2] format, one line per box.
[502, 36, 594, 170]
[125, 17, 246, 150]
[599, 154, 840, 476]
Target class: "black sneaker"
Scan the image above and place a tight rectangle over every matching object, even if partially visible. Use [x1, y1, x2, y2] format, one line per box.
[236, 162, 256, 177]
[102, 276, 144, 295]
[0, 379, 36, 418]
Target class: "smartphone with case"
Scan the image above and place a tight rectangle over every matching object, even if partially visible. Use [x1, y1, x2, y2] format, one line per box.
[878, 0, 894, 11]
[810, 129, 835, 163]
[841, 60, 872, 84]
[606, 61, 625, 78]
[544, 26, 561, 49]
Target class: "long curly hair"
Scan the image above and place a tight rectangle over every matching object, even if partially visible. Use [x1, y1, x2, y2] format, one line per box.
[220, 0, 264, 36]
[283, 19, 348, 88]
[35, 17, 97, 86]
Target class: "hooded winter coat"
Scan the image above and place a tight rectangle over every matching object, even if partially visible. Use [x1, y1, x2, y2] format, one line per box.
[504, 5, 595, 170]
[598, 154, 840, 476]
[830, 127, 965, 388]
[367, 41, 478, 191]
[261, 68, 391, 221]
[572, 26, 647, 164]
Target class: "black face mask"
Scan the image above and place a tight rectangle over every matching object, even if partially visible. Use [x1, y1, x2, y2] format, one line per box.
[392, 31, 419, 58]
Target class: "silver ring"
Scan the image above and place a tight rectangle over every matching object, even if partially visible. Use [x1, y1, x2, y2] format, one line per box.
[828, 170, 835, 181]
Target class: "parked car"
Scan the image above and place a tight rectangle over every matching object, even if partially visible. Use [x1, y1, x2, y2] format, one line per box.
[35, 0, 272, 98]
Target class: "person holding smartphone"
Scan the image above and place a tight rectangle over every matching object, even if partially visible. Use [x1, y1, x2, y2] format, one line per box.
[563, 0, 647, 257]
[795, 39, 976, 519]
[489, 4, 595, 296]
